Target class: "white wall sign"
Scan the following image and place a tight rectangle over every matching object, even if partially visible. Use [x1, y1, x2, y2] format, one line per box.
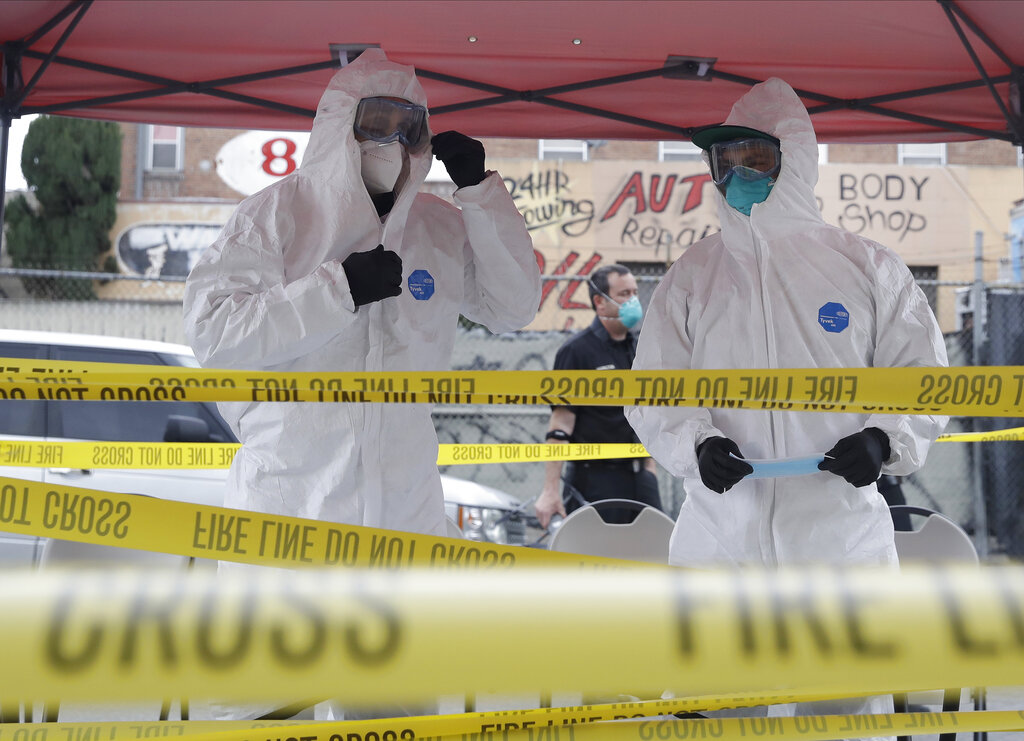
[216, 130, 310, 196]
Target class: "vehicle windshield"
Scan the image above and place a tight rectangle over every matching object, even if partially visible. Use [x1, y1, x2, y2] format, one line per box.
[164, 352, 201, 368]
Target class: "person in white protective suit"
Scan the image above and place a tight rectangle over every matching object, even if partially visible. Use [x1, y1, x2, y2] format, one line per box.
[626, 78, 947, 729]
[184, 49, 540, 545]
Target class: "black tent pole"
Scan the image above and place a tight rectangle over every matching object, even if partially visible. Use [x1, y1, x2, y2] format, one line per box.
[2, 0, 92, 237]
[11, 0, 91, 111]
[939, 0, 1024, 145]
[1, 43, 23, 242]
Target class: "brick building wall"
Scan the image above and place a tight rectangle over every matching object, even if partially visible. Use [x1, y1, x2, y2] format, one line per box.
[479, 137, 661, 161]
[592, 140, 659, 160]
[181, 127, 241, 200]
[118, 123, 242, 202]
[117, 124, 137, 200]
[478, 138, 535, 159]
[828, 140, 1020, 166]
[118, 124, 1019, 203]
[947, 140, 1019, 166]
[828, 143, 899, 164]
[474, 139, 1021, 165]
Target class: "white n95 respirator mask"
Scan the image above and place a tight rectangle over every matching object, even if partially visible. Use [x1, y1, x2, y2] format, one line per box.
[359, 140, 403, 194]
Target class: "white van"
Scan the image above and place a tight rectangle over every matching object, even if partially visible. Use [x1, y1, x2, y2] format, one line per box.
[0, 329, 531, 565]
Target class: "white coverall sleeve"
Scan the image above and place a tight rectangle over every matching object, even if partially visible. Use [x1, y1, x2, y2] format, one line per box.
[453, 172, 541, 332]
[183, 188, 358, 369]
[864, 263, 950, 475]
[625, 279, 722, 479]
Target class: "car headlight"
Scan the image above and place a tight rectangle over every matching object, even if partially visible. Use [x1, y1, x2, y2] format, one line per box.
[458, 506, 509, 544]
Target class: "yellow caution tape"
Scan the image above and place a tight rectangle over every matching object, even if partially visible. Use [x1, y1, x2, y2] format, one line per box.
[936, 426, 1024, 442]
[439, 442, 647, 465]
[0, 440, 241, 469]
[0, 475, 632, 570]
[1, 565, 1023, 704]
[3, 426, 1021, 473]
[4, 707, 1021, 741]
[513, 712, 1024, 741]
[116, 711, 1024, 741]
[0, 441, 651, 470]
[0, 688, 896, 739]
[2, 358, 1023, 416]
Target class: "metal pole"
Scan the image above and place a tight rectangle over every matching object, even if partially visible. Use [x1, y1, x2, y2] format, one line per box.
[1, 113, 10, 246]
[135, 124, 145, 200]
[970, 230, 989, 558]
[1013, 231, 1023, 283]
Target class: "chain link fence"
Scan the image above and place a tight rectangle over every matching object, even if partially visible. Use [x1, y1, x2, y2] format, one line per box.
[1, 265, 1022, 557]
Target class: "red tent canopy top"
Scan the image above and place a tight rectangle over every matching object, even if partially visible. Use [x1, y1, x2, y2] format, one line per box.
[1, 0, 1023, 144]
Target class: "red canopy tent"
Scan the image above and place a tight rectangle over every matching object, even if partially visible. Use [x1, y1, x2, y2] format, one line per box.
[2, 0, 1023, 221]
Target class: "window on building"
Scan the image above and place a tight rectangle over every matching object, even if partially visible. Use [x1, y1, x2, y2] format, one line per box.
[538, 139, 588, 161]
[818, 144, 829, 164]
[147, 125, 183, 171]
[898, 143, 947, 166]
[658, 141, 702, 162]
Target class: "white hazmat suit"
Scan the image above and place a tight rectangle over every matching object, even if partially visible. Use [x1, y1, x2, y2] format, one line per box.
[626, 79, 948, 730]
[185, 49, 540, 539]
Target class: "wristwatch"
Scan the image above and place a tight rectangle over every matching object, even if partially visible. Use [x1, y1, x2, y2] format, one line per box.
[544, 429, 572, 442]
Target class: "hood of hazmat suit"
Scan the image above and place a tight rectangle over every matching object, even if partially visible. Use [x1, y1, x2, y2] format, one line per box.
[625, 78, 948, 568]
[184, 49, 540, 536]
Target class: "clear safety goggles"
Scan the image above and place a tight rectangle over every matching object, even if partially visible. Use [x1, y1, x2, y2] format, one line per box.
[708, 137, 781, 185]
[353, 96, 428, 150]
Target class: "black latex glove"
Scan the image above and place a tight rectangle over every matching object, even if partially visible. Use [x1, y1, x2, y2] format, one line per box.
[431, 130, 486, 188]
[817, 427, 891, 488]
[341, 244, 402, 307]
[696, 436, 753, 493]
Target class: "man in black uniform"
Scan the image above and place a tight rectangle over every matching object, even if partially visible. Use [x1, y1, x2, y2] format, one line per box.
[535, 264, 662, 527]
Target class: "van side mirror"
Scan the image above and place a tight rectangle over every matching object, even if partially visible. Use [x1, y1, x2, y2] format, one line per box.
[163, 414, 212, 443]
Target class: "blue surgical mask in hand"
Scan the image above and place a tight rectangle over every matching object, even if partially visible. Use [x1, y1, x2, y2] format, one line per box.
[731, 454, 827, 479]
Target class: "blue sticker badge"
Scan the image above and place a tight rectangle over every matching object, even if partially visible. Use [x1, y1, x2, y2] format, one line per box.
[818, 301, 849, 333]
[408, 269, 435, 301]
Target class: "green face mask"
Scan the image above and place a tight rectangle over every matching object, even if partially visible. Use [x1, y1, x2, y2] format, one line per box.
[725, 176, 775, 215]
[615, 295, 643, 328]
[591, 281, 643, 329]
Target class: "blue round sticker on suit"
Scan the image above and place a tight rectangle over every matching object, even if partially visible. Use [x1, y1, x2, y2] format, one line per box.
[818, 301, 850, 333]
[408, 269, 435, 301]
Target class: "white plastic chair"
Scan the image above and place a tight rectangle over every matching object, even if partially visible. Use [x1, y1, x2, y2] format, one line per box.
[890, 505, 981, 741]
[892, 505, 979, 566]
[543, 499, 674, 708]
[548, 498, 674, 564]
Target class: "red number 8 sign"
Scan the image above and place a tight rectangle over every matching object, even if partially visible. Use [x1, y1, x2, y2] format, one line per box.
[261, 138, 298, 176]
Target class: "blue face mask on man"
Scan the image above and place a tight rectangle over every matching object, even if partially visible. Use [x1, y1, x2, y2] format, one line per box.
[615, 295, 643, 328]
[591, 281, 643, 329]
[725, 176, 775, 215]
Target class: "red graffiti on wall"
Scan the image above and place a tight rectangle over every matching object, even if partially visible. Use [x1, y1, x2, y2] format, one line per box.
[534, 249, 604, 312]
[600, 172, 714, 221]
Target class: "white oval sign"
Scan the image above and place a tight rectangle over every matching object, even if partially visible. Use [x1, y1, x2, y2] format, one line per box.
[216, 130, 311, 196]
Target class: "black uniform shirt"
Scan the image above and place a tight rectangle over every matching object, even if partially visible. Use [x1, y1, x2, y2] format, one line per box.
[552, 317, 640, 445]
